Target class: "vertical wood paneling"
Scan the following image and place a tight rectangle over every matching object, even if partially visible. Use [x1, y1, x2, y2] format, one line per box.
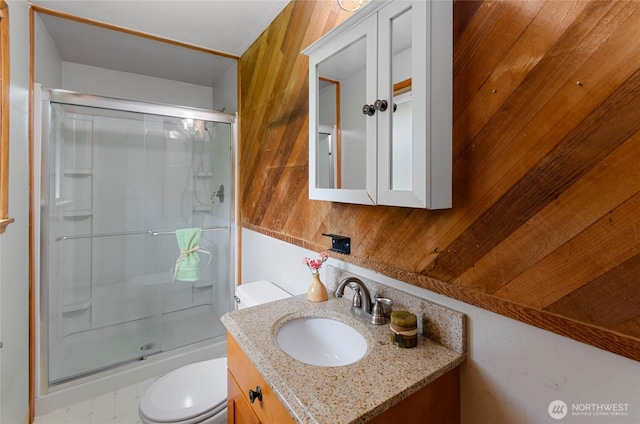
[240, 0, 640, 361]
[0, 0, 13, 234]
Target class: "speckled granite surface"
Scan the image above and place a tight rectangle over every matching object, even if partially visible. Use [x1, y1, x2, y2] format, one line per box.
[222, 271, 466, 424]
[326, 266, 467, 354]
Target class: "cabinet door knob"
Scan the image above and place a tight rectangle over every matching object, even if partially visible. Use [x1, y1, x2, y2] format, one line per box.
[374, 99, 388, 112]
[248, 386, 263, 403]
[362, 104, 376, 116]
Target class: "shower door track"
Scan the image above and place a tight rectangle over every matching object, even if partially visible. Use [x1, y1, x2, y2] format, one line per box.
[50, 350, 152, 387]
[56, 225, 228, 242]
[45, 88, 236, 124]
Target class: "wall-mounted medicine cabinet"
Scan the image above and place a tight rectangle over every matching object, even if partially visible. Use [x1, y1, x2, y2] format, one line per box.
[303, 0, 452, 209]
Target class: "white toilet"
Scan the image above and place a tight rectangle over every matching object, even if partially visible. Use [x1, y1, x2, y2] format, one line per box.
[138, 280, 292, 424]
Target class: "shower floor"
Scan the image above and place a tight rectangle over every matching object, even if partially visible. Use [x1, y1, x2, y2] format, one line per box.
[49, 304, 227, 385]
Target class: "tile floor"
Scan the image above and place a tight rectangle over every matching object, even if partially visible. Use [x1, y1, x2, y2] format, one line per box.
[33, 376, 159, 424]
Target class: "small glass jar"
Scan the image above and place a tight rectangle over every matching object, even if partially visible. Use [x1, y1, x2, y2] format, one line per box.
[390, 310, 418, 348]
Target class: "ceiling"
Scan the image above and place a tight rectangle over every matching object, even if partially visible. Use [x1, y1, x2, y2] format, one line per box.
[31, 0, 290, 87]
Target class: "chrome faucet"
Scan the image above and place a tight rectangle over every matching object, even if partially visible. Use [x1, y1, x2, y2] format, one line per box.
[335, 277, 391, 325]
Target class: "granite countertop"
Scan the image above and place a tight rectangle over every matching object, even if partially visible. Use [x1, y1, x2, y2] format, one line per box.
[221, 292, 465, 424]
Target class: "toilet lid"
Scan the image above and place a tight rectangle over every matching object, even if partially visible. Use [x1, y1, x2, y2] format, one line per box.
[140, 358, 227, 422]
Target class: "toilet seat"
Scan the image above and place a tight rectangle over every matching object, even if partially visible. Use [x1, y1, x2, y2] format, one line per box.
[139, 358, 227, 424]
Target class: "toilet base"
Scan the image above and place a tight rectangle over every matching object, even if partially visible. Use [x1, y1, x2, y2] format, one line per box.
[139, 407, 227, 424]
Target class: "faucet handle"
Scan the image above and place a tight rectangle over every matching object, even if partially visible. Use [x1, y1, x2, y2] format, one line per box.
[374, 296, 392, 308]
[351, 286, 362, 308]
[372, 296, 392, 324]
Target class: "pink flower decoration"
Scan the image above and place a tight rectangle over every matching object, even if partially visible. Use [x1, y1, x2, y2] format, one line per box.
[302, 251, 329, 274]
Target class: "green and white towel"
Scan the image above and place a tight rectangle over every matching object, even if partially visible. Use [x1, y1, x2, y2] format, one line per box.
[173, 228, 211, 282]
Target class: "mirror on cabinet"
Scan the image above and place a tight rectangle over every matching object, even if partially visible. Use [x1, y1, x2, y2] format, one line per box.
[317, 123, 336, 188]
[391, 79, 412, 191]
[389, 6, 413, 192]
[313, 11, 414, 193]
[316, 36, 367, 191]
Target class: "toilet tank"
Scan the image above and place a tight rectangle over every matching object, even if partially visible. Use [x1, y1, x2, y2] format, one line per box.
[234, 280, 291, 310]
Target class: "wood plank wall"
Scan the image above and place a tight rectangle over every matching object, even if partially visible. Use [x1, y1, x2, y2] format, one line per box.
[240, 0, 640, 361]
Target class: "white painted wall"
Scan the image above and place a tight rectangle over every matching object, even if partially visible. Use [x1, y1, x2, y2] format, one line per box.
[240, 230, 314, 296]
[33, 11, 62, 89]
[1, 2, 31, 423]
[33, 12, 233, 111]
[61, 62, 215, 110]
[241, 229, 640, 424]
[212, 63, 238, 114]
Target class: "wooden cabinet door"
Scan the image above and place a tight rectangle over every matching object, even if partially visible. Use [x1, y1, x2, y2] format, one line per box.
[227, 335, 296, 424]
[367, 367, 460, 424]
[228, 369, 261, 424]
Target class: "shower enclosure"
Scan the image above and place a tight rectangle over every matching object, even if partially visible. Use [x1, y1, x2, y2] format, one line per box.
[39, 89, 235, 386]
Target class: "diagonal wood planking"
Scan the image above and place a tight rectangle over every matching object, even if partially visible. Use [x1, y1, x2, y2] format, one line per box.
[240, 0, 640, 360]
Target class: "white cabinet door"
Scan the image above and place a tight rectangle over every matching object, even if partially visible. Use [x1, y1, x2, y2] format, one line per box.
[308, 12, 378, 205]
[377, 0, 452, 209]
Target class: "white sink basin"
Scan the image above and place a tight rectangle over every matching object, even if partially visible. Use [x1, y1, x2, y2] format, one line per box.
[276, 317, 368, 366]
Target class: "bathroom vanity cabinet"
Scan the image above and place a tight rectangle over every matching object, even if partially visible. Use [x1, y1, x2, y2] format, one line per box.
[227, 334, 460, 424]
[222, 282, 465, 424]
[227, 335, 295, 424]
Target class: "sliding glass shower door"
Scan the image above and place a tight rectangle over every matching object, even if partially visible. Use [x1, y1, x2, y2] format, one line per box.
[41, 90, 234, 385]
